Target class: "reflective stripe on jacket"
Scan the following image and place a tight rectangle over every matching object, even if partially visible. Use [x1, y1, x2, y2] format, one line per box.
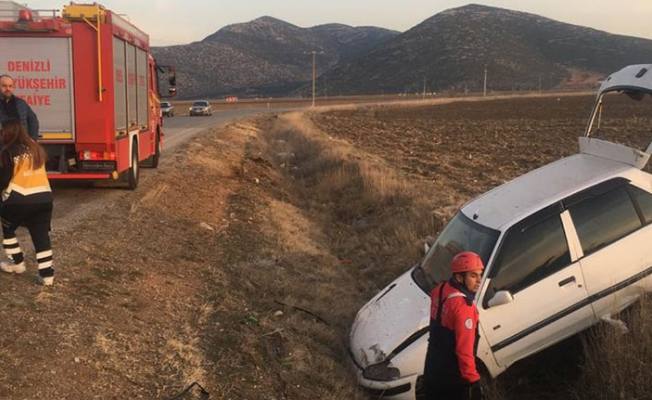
[0, 148, 51, 204]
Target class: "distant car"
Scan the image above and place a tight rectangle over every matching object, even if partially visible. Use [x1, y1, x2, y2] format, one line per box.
[160, 101, 174, 117]
[349, 64, 652, 400]
[189, 100, 212, 116]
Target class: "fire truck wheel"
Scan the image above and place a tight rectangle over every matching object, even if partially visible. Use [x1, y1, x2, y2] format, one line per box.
[142, 131, 160, 169]
[152, 132, 161, 168]
[127, 143, 139, 190]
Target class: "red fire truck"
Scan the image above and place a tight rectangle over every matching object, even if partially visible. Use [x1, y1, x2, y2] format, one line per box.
[0, 2, 176, 189]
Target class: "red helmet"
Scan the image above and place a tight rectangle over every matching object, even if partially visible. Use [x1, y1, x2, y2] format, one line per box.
[451, 251, 484, 274]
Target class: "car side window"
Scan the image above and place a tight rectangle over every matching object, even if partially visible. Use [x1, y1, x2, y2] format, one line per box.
[490, 213, 571, 294]
[628, 184, 652, 224]
[569, 186, 642, 256]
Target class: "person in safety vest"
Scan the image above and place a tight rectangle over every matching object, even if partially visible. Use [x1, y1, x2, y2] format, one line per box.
[0, 119, 54, 285]
[422, 251, 484, 400]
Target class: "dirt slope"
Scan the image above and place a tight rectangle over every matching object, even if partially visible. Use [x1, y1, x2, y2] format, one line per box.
[0, 114, 376, 399]
[0, 123, 249, 399]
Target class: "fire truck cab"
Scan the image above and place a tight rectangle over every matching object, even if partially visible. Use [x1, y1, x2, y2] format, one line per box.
[0, 2, 176, 189]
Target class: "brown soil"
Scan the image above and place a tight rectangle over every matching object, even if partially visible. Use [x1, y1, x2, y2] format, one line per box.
[0, 93, 649, 400]
[312, 94, 652, 203]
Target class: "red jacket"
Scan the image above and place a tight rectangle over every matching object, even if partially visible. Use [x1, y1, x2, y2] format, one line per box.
[429, 281, 481, 383]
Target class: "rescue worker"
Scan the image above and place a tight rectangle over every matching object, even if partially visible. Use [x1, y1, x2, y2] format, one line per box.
[0, 119, 54, 285]
[0, 75, 40, 140]
[423, 251, 484, 400]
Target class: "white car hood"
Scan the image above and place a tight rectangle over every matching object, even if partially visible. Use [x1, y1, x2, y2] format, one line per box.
[350, 267, 431, 368]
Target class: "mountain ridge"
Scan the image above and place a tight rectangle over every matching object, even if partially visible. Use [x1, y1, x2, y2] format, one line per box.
[152, 17, 399, 98]
[152, 5, 652, 98]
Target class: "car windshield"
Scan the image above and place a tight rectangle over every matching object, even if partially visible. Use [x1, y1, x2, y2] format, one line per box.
[193, 101, 208, 107]
[161, 102, 170, 107]
[413, 212, 499, 293]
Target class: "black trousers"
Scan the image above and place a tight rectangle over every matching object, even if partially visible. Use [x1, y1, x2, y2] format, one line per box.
[1, 202, 54, 277]
[425, 384, 471, 400]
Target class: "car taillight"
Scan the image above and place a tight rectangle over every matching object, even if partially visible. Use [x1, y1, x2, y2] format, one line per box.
[80, 151, 116, 161]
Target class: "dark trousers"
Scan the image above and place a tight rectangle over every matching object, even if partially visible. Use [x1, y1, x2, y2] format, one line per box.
[425, 384, 470, 400]
[1, 202, 54, 277]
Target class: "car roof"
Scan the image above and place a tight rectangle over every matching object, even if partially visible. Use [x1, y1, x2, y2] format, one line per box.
[599, 64, 652, 96]
[461, 153, 636, 230]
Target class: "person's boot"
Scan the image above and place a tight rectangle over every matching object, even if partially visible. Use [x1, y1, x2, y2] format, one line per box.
[38, 275, 54, 286]
[38, 266, 55, 286]
[0, 261, 26, 274]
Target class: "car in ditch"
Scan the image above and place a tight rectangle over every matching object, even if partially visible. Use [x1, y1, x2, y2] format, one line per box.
[189, 100, 213, 116]
[348, 64, 652, 399]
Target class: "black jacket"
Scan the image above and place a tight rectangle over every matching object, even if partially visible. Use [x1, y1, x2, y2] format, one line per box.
[0, 95, 40, 140]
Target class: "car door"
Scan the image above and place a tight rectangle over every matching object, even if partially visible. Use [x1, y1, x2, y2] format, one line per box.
[478, 205, 595, 368]
[567, 181, 652, 320]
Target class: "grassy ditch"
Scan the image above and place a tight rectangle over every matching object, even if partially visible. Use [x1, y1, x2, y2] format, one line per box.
[574, 296, 651, 400]
[264, 113, 437, 295]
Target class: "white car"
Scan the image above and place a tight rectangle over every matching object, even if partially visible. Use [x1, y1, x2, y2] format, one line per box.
[349, 64, 652, 399]
[189, 100, 212, 116]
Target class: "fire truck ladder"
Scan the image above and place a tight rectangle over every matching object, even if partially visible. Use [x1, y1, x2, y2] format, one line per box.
[62, 3, 106, 102]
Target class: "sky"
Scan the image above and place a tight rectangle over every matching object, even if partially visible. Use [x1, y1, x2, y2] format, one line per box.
[21, 0, 652, 46]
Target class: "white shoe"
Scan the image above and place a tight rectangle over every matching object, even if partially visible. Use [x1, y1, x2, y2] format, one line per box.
[0, 261, 26, 274]
[39, 276, 54, 286]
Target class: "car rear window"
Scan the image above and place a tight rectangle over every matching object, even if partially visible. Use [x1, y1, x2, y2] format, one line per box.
[490, 212, 570, 294]
[628, 184, 652, 224]
[570, 186, 642, 256]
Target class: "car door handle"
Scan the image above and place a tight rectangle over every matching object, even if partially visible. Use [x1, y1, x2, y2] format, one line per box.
[558, 276, 576, 287]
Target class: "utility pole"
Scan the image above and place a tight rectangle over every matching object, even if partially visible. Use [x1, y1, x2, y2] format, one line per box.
[312, 51, 316, 107]
[538, 75, 542, 93]
[305, 50, 323, 107]
[422, 77, 426, 100]
[483, 65, 488, 97]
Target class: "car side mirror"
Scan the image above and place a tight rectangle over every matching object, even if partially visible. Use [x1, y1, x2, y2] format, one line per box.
[488, 290, 513, 308]
[423, 236, 436, 255]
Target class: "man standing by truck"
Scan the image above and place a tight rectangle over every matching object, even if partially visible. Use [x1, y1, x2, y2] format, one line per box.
[423, 251, 484, 400]
[0, 75, 39, 140]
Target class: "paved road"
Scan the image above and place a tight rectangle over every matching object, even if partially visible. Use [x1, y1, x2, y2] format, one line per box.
[50, 107, 284, 227]
[162, 108, 277, 149]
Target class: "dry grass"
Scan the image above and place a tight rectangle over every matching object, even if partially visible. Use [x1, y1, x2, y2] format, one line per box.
[264, 112, 436, 293]
[574, 297, 652, 400]
[196, 110, 443, 399]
